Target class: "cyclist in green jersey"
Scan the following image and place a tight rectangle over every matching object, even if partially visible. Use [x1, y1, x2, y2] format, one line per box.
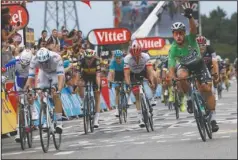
[168, 2, 219, 132]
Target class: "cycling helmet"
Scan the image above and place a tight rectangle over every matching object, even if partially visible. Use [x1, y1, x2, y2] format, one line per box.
[19, 49, 33, 66]
[36, 47, 50, 62]
[196, 36, 207, 45]
[129, 40, 142, 57]
[114, 50, 123, 58]
[171, 22, 186, 32]
[84, 49, 96, 58]
[216, 55, 222, 62]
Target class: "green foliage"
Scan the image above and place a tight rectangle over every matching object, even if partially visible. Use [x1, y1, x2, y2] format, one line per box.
[201, 7, 237, 61]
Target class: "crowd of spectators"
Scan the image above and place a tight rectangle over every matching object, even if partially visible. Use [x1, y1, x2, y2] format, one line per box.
[1, 7, 24, 65]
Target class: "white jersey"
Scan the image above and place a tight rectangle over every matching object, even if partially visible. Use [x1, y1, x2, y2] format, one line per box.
[4, 56, 29, 78]
[124, 52, 152, 73]
[28, 51, 64, 79]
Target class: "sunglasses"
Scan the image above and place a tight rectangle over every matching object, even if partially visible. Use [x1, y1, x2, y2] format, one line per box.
[199, 44, 206, 47]
[173, 31, 185, 36]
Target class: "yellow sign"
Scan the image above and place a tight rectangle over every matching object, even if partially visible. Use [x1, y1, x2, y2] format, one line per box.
[1, 91, 17, 135]
[148, 44, 171, 56]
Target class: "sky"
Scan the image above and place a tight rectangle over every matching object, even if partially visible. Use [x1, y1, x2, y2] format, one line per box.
[25, 1, 237, 40]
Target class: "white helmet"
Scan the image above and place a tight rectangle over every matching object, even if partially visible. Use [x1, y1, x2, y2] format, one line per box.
[216, 55, 222, 61]
[36, 47, 50, 62]
[171, 22, 186, 32]
[19, 49, 33, 66]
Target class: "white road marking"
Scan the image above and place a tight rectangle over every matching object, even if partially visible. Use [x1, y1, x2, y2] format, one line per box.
[157, 140, 166, 143]
[221, 136, 231, 138]
[2, 150, 36, 156]
[181, 138, 190, 141]
[132, 142, 145, 144]
[54, 151, 75, 155]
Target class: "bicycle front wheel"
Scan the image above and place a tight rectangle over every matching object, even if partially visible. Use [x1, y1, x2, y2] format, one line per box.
[83, 96, 89, 134]
[19, 106, 27, 150]
[26, 106, 33, 148]
[174, 93, 180, 119]
[39, 103, 50, 153]
[141, 96, 149, 132]
[193, 94, 206, 142]
[53, 109, 62, 150]
[121, 93, 128, 123]
[145, 97, 154, 131]
[89, 96, 95, 133]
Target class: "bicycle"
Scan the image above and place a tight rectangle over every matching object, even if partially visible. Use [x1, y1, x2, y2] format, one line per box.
[82, 81, 96, 134]
[171, 82, 181, 119]
[131, 78, 154, 132]
[110, 81, 128, 124]
[33, 79, 62, 153]
[5, 89, 34, 150]
[174, 72, 213, 142]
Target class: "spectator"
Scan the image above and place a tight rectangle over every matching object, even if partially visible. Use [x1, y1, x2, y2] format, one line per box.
[37, 30, 47, 49]
[1, 8, 20, 42]
[46, 29, 60, 52]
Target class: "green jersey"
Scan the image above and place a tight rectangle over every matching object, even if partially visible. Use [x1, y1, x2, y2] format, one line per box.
[168, 33, 200, 68]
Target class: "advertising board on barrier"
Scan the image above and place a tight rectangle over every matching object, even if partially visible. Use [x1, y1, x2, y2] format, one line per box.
[88, 28, 131, 45]
[1, 92, 17, 134]
[136, 37, 166, 51]
[7, 5, 29, 29]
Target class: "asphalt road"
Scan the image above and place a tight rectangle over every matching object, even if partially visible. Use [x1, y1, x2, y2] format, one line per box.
[2, 79, 237, 159]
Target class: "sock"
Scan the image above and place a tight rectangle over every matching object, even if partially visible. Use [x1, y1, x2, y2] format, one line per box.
[210, 111, 216, 121]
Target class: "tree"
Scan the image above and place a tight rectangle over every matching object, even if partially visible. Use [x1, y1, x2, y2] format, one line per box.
[201, 7, 237, 61]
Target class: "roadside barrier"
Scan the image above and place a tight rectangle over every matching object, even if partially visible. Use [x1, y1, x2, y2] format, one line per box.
[2, 80, 159, 134]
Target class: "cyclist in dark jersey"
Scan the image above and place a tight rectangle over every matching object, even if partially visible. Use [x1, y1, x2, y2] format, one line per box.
[196, 36, 219, 101]
[77, 49, 101, 128]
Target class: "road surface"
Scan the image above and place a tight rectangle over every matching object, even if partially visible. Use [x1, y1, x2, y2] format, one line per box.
[2, 79, 237, 159]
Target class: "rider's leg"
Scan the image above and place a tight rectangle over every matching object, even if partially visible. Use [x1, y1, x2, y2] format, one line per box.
[52, 74, 64, 134]
[197, 65, 219, 132]
[93, 87, 101, 128]
[176, 67, 191, 113]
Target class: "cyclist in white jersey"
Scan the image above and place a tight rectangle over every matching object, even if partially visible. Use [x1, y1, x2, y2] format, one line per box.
[4, 49, 38, 142]
[25, 47, 65, 134]
[124, 40, 157, 127]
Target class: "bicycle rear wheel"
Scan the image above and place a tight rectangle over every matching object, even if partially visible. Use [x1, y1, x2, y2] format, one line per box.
[83, 95, 89, 134]
[89, 96, 95, 133]
[26, 106, 33, 148]
[205, 112, 213, 139]
[141, 96, 149, 132]
[19, 106, 27, 150]
[193, 95, 206, 142]
[39, 103, 50, 153]
[53, 109, 62, 150]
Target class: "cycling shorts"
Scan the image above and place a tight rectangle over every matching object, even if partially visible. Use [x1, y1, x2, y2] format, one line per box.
[130, 68, 147, 83]
[176, 60, 212, 84]
[81, 74, 98, 91]
[115, 71, 124, 82]
[36, 70, 60, 88]
[15, 76, 28, 91]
